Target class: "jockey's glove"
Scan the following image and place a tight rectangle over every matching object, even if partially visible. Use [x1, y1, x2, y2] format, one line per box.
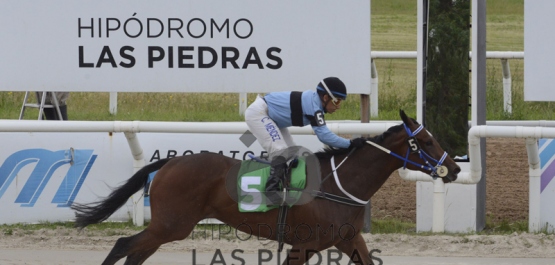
[350, 138, 367, 148]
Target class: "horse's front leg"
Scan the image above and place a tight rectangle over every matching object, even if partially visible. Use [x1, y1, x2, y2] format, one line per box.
[334, 233, 373, 265]
[281, 246, 316, 265]
[282, 241, 334, 265]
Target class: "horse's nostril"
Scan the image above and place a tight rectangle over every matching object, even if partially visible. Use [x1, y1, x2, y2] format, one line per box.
[453, 167, 461, 175]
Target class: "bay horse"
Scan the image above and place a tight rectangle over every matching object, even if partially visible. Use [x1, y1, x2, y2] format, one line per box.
[71, 110, 460, 265]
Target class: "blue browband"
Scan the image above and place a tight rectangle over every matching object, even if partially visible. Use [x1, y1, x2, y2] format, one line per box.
[399, 123, 448, 179]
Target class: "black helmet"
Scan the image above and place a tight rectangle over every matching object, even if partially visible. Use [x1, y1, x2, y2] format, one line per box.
[316, 77, 347, 100]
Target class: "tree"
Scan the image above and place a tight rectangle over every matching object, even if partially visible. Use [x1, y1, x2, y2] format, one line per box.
[425, 0, 470, 156]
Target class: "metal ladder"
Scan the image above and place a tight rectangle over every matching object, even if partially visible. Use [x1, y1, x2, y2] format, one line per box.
[19, 91, 63, 120]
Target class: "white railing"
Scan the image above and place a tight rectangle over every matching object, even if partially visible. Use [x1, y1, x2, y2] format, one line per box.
[3, 119, 552, 232]
[106, 51, 523, 117]
[369, 51, 524, 117]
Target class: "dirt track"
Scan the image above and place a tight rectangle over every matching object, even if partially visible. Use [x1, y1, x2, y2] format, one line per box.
[1, 226, 554, 264]
[371, 137, 529, 223]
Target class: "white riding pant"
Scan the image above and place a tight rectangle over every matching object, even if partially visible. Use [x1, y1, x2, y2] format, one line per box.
[245, 95, 296, 158]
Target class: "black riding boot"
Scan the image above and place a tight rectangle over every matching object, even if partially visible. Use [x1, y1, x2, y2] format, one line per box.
[265, 156, 287, 206]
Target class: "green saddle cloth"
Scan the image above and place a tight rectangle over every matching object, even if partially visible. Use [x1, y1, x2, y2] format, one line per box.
[237, 157, 306, 212]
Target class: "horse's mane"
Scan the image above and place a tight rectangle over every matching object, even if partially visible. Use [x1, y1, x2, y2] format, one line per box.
[314, 122, 406, 159]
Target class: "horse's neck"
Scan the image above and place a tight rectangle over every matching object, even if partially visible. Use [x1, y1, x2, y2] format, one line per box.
[323, 148, 402, 202]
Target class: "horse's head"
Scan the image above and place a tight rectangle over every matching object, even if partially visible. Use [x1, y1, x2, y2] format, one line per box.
[396, 110, 460, 183]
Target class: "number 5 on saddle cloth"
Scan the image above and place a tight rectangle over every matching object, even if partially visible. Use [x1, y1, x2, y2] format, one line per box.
[237, 157, 307, 212]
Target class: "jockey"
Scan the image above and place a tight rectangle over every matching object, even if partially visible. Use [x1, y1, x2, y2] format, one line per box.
[245, 77, 366, 205]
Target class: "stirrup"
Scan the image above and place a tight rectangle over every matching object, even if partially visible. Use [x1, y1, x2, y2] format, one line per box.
[266, 186, 289, 206]
[266, 191, 286, 206]
[280, 187, 287, 205]
[288, 158, 299, 169]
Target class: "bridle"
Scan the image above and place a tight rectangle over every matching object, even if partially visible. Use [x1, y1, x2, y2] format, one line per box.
[314, 122, 450, 206]
[365, 123, 449, 179]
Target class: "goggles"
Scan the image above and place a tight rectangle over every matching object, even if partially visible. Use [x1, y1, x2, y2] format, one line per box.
[320, 80, 343, 106]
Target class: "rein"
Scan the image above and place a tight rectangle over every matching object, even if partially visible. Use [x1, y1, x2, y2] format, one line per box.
[314, 123, 449, 207]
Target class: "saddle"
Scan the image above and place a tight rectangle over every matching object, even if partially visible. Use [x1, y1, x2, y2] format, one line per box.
[237, 156, 305, 252]
[236, 157, 306, 212]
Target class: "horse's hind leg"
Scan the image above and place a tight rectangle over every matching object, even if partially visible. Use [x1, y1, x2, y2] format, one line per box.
[101, 235, 136, 265]
[123, 247, 159, 265]
[101, 231, 168, 265]
[101, 223, 195, 265]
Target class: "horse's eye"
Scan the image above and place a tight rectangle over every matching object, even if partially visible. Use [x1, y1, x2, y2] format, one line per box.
[426, 140, 433, 146]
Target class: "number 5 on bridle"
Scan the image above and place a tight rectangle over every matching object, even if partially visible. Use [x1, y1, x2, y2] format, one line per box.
[71, 110, 460, 265]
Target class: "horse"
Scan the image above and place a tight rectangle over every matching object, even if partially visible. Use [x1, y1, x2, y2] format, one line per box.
[71, 110, 460, 265]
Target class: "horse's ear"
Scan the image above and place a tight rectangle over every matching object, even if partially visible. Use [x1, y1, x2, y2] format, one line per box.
[400, 109, 410, 125]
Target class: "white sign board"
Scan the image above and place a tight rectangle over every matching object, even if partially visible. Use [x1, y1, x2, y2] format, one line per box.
[0, 132, 323, 224]
[524, 0, 555, 101]
[0, 0, 371, 94]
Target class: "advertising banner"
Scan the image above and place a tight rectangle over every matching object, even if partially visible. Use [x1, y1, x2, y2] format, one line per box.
[0, 0, 371, 94]
[0, 132, 323, 224]
[539, 139, 555, 232]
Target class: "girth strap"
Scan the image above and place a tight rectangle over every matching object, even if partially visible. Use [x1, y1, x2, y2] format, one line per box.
[311, 190, 367, 207]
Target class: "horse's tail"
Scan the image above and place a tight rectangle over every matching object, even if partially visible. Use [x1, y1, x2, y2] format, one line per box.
[71, 158, 172, 229]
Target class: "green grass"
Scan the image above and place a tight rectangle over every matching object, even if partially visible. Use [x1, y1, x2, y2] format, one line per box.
[371, 218, 416, 234]
[483, 219, 529, 234]
[0, 220, 142, 232]
[0, 218, 534, 236]
[370, 217, 534, 235]
[0, 0, 536, 121]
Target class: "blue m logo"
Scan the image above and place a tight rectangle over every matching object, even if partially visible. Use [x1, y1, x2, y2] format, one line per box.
[0, 149, 97, 207]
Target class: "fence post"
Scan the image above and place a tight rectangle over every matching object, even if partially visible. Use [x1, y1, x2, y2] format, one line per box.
[370, 59, 379, 117]
[109, 92, 118, 115]
[501, 59, 512, 114]
[124, 131, 146, 226]
[526, 137, 541, 232]
[239, 93, 247, 116]
[360, 94, 372, 232]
